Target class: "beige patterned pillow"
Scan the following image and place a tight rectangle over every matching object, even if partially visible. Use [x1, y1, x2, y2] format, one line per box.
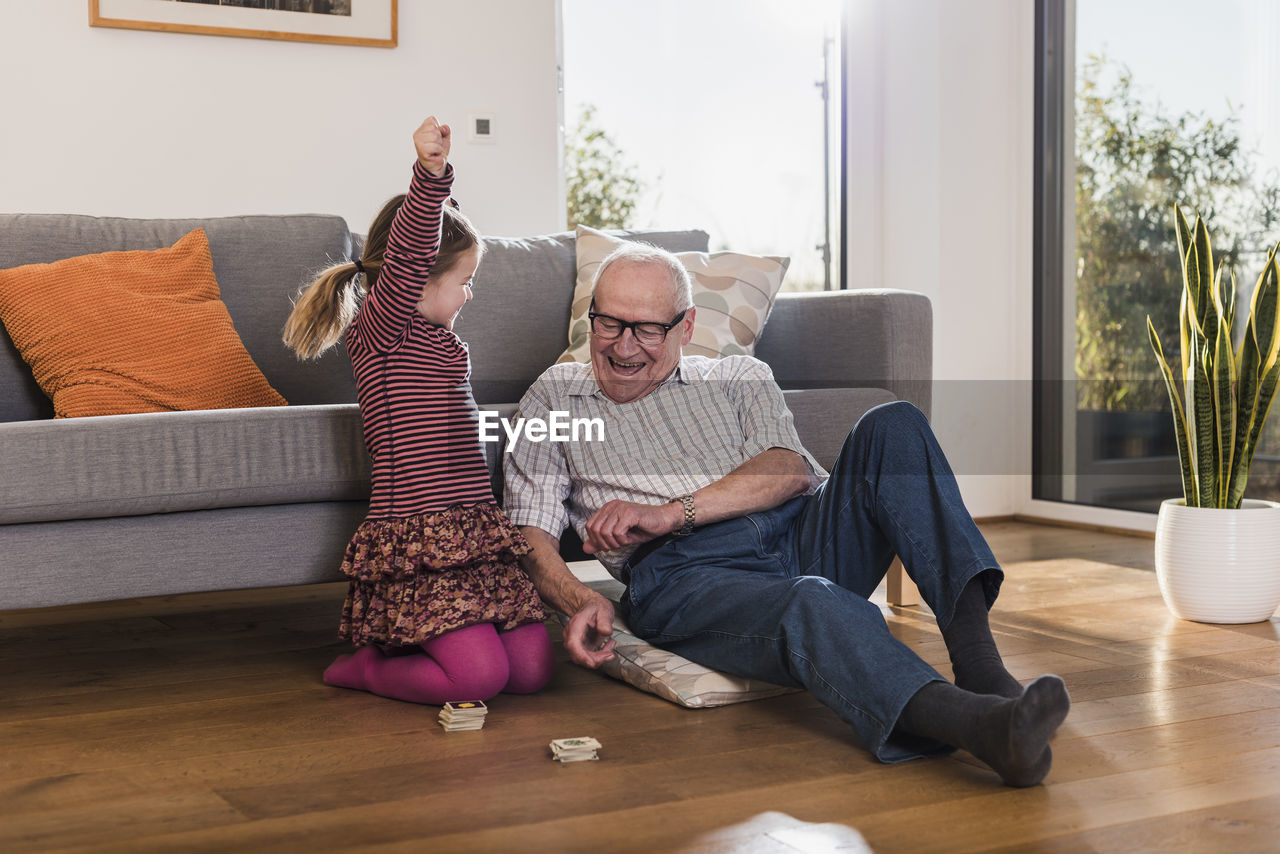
[558, 224, 789, 363]
[556, 605, 798, 708]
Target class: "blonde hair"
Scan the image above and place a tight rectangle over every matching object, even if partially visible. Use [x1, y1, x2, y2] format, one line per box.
[282, 194, 483, 360]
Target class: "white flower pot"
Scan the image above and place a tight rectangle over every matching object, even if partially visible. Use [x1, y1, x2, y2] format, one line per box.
[1154, 498, 1280, 624]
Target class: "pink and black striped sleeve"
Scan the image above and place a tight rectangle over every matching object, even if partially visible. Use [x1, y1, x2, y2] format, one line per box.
[356, 161, 454, 352]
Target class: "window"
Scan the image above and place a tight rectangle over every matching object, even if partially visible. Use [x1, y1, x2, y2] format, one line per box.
[1035, 0, 1280, 512]
[561, 0, 843, 291]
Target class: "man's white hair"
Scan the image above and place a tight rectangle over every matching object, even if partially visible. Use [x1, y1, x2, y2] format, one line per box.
[591, 243, 693, 313]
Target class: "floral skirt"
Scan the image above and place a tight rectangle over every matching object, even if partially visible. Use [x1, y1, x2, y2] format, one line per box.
[337, 502, 546, 646]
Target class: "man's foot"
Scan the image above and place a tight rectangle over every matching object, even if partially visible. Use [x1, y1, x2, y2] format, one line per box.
[899, 674, 1071, 787]
[967, 675, 1071, 787]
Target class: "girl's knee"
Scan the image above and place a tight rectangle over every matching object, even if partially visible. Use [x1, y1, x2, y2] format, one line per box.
[503, 664, 554, 694]
[460, 653, 511, 700]
[500, 623, 556, 694]
[423, 624, 511, 700]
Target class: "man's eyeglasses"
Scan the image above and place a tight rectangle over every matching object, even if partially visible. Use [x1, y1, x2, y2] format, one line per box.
[589, 308, 687, 346]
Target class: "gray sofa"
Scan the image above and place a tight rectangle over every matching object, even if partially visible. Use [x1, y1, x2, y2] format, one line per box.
[0, 213, 931, 611]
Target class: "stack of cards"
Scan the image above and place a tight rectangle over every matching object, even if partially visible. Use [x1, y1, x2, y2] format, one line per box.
[550, 736, 602, 762]
[438, 700, 488, 732]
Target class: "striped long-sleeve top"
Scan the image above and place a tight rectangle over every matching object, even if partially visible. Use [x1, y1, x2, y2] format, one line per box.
[347, 162, 494, 519]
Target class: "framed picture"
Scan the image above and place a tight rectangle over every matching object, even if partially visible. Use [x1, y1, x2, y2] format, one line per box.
[89, 0, 397, 48]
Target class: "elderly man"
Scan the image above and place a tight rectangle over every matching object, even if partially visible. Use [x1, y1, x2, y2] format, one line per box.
[504, 244, 1069, 787]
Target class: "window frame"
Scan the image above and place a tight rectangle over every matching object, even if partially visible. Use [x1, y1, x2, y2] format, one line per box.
[1032, 0, 1068, 504]
[1029, 0, 1179, 529]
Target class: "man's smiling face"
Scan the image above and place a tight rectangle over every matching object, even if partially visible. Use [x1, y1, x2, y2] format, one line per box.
[589, 259, 694, 405]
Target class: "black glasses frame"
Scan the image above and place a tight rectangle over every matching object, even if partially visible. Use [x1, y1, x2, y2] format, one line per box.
[588, 307, 688, 344]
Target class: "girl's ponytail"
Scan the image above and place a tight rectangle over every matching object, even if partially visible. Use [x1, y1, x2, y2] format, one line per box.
[282, 193, 405, 360]
[282, 262, 364, 360]
[282, 190, 482, 359]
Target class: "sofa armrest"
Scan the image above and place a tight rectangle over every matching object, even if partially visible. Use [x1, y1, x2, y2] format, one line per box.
[754, 289, 932, 418]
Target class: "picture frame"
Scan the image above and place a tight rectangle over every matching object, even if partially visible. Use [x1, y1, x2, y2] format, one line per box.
[89, 0, 397, 48]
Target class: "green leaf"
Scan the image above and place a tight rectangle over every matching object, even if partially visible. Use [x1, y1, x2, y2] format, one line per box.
[1182, 303, 1205, 497]
[1230, 308, 1262, 508]
[1175, 204, 1194, 275]
[1223, 264, 1237, 339]
[1149, 317, 1197, 505]
[1192, 340, 1216, 506]
[1210, 306, 1236, 506]
[1179, 288, 1192, 395]
[1182, 215, 1213, 343]
[1183, 239, 1208, 339]
[1232, 359, 1280, 509]
[1252, 246, 1280, 375]
[1229, 246, 1280, 507]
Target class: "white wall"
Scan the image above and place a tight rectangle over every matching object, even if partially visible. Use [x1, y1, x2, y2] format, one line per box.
[3, 0, 1035, 517]
[846, 0, 1033, 518]
[0, 0, 564, 237]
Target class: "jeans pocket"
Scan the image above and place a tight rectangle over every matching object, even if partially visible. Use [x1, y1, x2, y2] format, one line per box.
[747, 496, 806, 560]
[625, 561, 649, 608]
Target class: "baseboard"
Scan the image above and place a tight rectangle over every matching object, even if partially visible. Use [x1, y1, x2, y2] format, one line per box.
[1007, 513, 1156, 540]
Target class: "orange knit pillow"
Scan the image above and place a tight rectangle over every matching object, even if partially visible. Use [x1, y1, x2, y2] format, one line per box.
[0, 229, 286, 418]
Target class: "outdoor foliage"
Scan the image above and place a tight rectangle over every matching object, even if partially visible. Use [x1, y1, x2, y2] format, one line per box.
[1075, 55, 1280, 411]
[565, 105, 643, 230]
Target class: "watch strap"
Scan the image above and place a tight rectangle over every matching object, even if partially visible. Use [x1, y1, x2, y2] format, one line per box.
[674, 494, 695, 536]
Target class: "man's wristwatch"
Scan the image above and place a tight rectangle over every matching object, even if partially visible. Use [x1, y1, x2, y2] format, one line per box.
[672, 494, 696, 537]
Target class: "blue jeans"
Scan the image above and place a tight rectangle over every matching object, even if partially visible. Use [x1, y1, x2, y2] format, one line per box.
[618, 401, 1002, 762]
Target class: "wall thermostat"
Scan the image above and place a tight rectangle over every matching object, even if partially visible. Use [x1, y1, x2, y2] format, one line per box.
[468, 113, 496, 143]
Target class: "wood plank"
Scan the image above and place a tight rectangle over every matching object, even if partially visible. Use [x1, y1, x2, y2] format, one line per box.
[1, 521, 1277, 853]
[1064, 676, 1280, 738]
[854, 746, 1280, 853]
[0, 790, 247, 852]
[1048, 706, 1280, 783]
[981, 793, 1280, 853]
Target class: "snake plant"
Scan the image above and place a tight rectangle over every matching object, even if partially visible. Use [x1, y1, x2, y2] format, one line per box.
[1147, 205, 1280, 508]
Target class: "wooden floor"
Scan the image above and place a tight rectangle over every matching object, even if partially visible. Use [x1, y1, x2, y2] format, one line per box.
[2, 520, 1279, 853]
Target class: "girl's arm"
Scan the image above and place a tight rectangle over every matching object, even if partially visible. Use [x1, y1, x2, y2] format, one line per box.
[355, 117, 454, 352]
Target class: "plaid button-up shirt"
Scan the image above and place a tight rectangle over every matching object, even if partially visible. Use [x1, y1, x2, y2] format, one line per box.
[504, 355, 826, 578]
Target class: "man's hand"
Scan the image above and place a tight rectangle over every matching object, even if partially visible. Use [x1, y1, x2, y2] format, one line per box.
[582, 499, 682, 554]
[413, 116, 451, 176]
[517, 525, 617, 669]
[563, 593, 617, 668]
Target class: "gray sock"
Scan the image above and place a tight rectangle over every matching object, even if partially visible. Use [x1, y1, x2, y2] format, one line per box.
[898, 675, 1071, 787]
[942, 575, 1023, 699]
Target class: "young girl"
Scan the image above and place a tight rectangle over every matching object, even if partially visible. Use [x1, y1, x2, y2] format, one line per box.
[283, 116, 555, 704]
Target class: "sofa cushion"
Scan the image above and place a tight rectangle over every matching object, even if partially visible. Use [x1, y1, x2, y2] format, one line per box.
[0, 229, 287, 418]
[455, 228, 710, 404]
[757, 289, 934, 418]
[0, 213, 358, 423]
[0, 405, 370, 525]
[557, 225, 789, 364]
[784, 387, 898, 469]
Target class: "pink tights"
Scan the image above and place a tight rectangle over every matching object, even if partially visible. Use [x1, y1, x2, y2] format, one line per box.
[322, 622, 555, 704]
